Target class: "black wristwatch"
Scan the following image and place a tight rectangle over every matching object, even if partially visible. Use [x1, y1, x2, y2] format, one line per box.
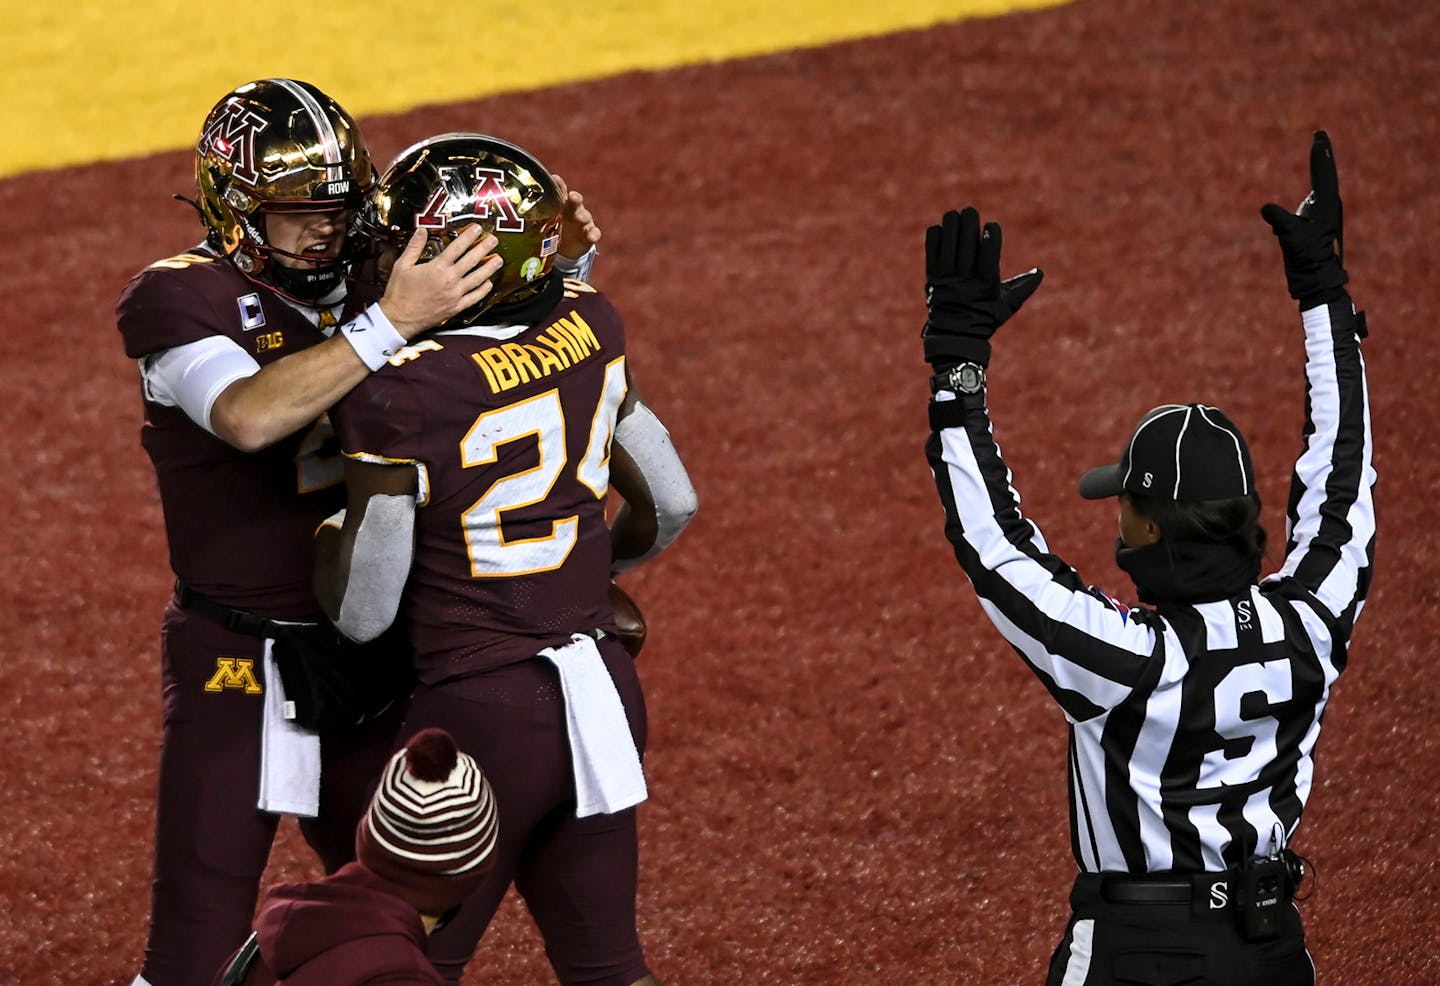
[930, 362, 986, 395]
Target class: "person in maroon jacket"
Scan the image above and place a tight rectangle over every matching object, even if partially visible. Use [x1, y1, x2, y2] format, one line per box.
[314, 133, 697, 986]
[116, 77, 515, 986]
[213, 728, 499, 986]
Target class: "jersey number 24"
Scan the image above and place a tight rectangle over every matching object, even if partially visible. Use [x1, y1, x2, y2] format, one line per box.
[460, 357, 627, 578]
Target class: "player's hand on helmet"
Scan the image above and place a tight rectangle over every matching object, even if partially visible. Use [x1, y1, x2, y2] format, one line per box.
[922, 206, 1043, 370]
[378, 227, 504, 340]
[553, 174, 602, 260]
[1261, 130, 1349, 310]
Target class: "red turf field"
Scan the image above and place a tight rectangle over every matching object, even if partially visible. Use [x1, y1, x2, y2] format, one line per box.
[3, 0, 1437, 981]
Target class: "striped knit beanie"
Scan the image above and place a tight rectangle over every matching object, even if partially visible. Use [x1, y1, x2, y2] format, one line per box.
[356, 728, 499, 915]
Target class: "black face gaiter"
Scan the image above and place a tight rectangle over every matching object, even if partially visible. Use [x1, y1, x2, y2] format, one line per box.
[1114, 537, 1260, 606]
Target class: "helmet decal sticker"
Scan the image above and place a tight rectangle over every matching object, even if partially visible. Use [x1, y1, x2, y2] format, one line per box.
[416, 188, 450, 231]
[469, 168, 525, 232]
[416, 167, 527, 234]
[200, 99, 270, 186]
[521, 257, 543, 281]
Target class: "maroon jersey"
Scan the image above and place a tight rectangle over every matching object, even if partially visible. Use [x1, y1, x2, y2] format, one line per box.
[116, 246, 374, 619]
[331, 280, 626, 680]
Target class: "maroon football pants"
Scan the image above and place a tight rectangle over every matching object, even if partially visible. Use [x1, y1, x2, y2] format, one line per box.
[410, 636, 654, 986]
[137, 603, 403, 986]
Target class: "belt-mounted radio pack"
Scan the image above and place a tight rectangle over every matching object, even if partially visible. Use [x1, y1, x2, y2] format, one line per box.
[1232, 835, 1306, 941]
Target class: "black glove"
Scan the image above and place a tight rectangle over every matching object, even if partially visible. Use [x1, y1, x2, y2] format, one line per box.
[270, 623, 415, 733]
[1260, 130, 1349, 310]
[922, 206, 1043, 369]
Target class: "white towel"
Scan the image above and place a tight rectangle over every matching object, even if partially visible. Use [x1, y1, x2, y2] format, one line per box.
[538, 633, 647, 817]
[257, 641, 321, 818]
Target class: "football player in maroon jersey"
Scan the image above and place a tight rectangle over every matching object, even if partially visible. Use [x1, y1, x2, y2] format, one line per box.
[116, 79, 510, 986]
[314, 133, 697, 986]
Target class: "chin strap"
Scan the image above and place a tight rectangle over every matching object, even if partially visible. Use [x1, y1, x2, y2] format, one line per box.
[266, 255, 346, 303]
[172, 192, 205, 223]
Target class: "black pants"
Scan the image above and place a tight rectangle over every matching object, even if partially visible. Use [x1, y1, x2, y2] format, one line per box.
[1045, 874, 1314, 986]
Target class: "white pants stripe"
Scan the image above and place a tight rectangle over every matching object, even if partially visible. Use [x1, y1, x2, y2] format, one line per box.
[1059, 918, 1095, 986]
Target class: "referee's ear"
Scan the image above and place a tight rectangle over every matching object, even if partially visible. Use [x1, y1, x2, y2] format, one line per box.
[1118, 494, 1163, 548]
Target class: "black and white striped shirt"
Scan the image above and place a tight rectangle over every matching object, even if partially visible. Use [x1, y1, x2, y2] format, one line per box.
[926, 298, 1374, 874]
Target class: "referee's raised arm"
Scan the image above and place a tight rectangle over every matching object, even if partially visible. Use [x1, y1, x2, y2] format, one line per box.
[1262, 131, 1376, 634]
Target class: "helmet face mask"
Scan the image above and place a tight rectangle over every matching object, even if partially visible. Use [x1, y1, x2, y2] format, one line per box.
[195, 78, 373, 301]
[359, 133, 565, 324]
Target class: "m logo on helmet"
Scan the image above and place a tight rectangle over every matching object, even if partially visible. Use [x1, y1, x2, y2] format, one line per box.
[470, 168, 525, 232]
[201, 98, 270, 186]
[417, 165, 527, 235]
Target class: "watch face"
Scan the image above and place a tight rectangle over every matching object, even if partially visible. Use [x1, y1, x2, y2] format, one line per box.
[955, 364, 983, 393]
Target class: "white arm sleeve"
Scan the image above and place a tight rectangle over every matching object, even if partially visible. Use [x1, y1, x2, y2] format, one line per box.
[334, 493, 417, 643]
[140, 336, 261, 436]
[611, 401, 697, 573]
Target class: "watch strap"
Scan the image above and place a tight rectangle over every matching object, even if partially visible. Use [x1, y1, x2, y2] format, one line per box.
[930, 362, 986, 395]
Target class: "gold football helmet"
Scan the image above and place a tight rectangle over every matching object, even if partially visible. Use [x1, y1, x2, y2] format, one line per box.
[194, 78, 372, 297]
[360, 133, 565, 324]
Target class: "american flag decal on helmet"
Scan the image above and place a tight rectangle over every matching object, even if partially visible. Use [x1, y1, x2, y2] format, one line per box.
[540, 233, 559, 257]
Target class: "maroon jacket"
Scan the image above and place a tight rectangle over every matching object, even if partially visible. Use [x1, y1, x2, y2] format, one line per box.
[213, 863, 442, 985]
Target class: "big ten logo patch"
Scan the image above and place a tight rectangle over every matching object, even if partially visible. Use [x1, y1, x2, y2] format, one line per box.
[204, 657, 263, 694]
[256, 331, 285, 353]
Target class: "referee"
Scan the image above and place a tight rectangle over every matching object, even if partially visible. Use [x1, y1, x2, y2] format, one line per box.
[919, 131, 1373, 985]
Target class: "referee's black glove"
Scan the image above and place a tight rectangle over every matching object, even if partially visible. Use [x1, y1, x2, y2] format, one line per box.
[1261, 130, 1350, 310]
[922, 206, 1043, 370]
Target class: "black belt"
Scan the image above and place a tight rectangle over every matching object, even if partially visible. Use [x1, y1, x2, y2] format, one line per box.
[177, 581, 608, 650]
[1081, 871, 1233, 906]
[174, 580, 302, 639]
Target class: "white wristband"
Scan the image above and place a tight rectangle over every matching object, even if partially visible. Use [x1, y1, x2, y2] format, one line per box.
[340, 303, 408, 371]
[554, 244, 597, 284]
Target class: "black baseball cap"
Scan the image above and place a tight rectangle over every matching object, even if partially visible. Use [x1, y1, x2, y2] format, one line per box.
[1078, 403, 1255, 501]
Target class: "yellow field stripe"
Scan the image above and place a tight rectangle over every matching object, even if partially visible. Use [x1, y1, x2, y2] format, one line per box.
[0, 0, 1069, 177]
